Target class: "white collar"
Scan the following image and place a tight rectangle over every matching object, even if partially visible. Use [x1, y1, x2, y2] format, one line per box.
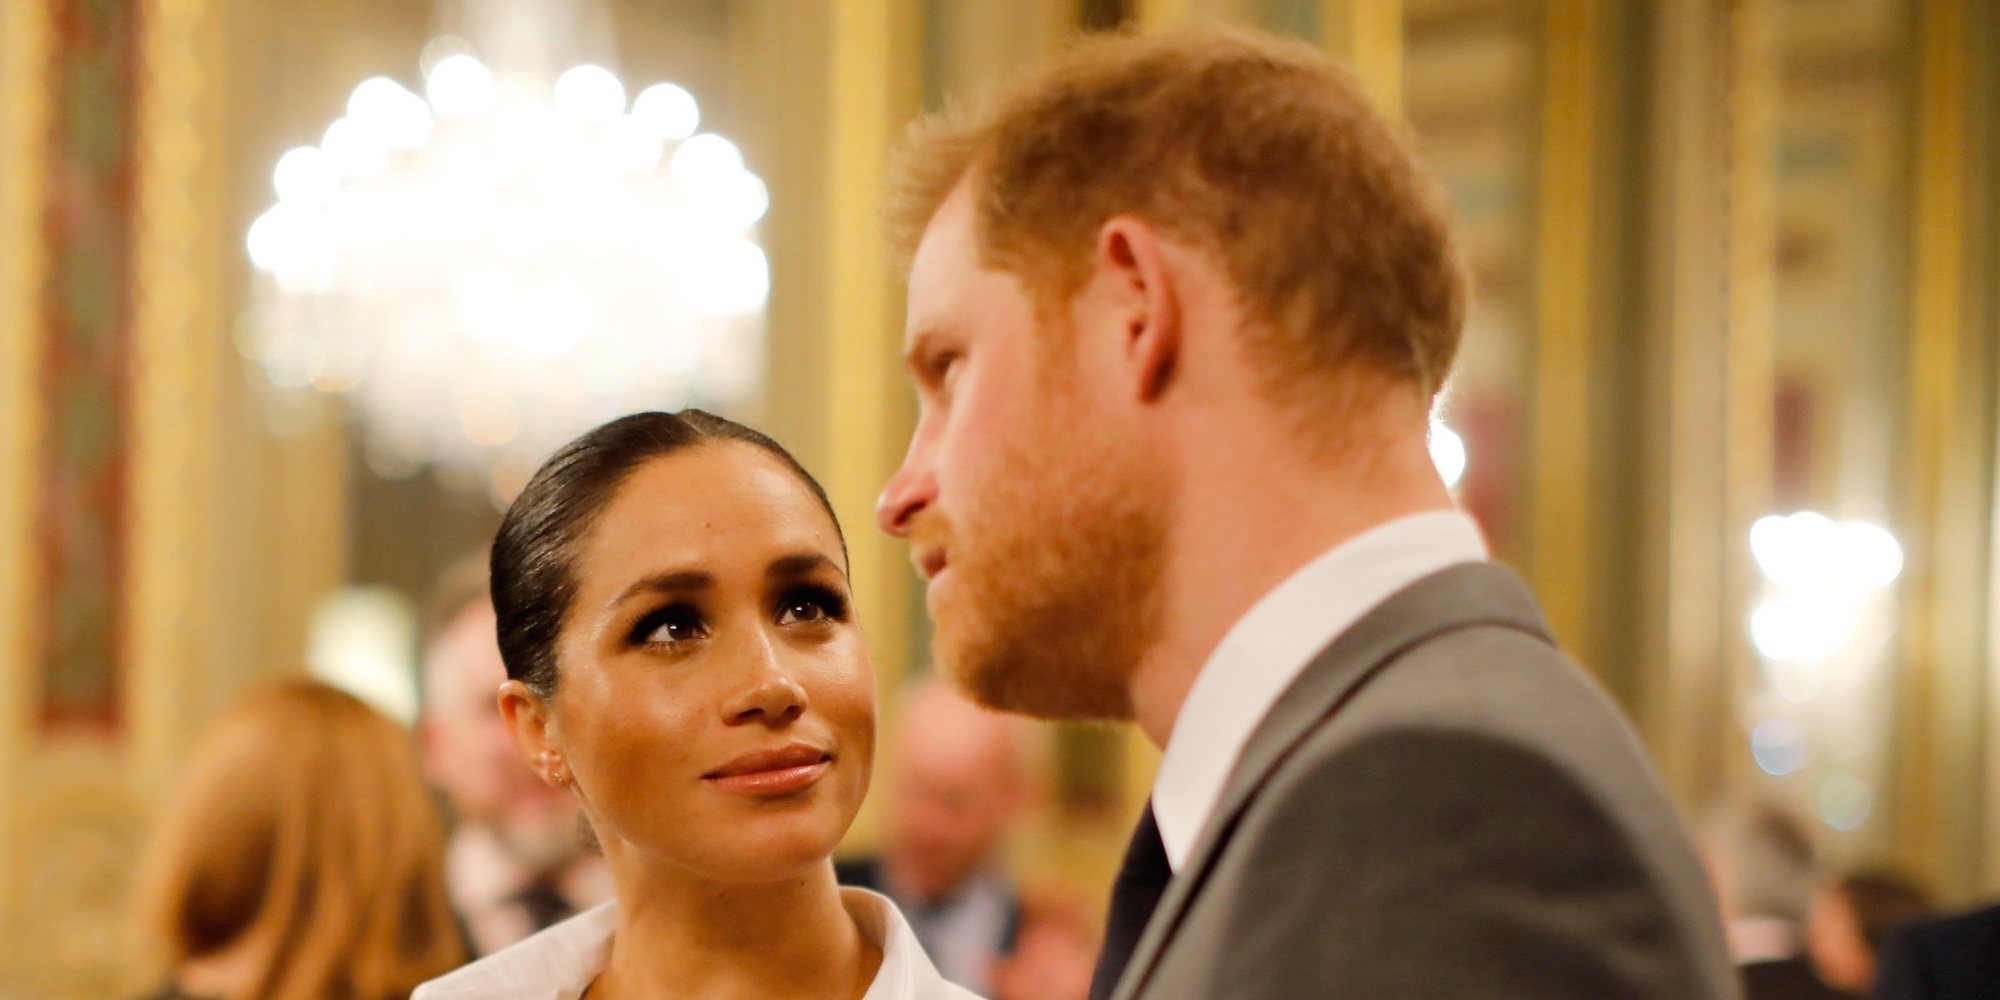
[1150, 510, 1487, 870]
[1727, 916, 1802, 965]
[412, 887, 978, 1000]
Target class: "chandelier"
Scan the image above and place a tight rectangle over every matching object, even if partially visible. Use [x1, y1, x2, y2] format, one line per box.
[239, 4, 769, 500]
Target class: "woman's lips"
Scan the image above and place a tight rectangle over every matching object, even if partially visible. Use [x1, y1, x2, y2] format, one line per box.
[703, 744, 833, 797]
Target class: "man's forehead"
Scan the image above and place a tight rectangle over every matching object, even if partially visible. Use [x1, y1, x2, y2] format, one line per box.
[903, 184, 982, 343]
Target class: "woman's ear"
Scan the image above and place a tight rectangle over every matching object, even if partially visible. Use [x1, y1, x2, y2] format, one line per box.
[498, 679, 567, 788]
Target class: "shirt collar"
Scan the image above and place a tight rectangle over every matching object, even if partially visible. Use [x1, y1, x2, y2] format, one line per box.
[1150, 510, 1488, 871]
[413, 887, 967, 999]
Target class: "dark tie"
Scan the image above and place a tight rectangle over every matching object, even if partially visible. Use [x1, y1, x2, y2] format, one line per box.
[1090, 803, 1173, 1000]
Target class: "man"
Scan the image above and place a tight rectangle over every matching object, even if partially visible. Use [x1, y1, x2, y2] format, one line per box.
[1704, 798, 1853, 1000]
[838, 678, 1030, 995]
[1872, 902, 2000, 1000]
[874, 26, 1737, 1000]
[419, 558, 610, 957]
[1808, 871, 1933, 995]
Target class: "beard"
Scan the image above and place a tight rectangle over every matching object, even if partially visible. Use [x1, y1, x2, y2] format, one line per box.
[921, 382, 1170, 722]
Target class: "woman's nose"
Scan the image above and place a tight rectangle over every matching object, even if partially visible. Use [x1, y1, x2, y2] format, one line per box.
[728, 636, 809, 725]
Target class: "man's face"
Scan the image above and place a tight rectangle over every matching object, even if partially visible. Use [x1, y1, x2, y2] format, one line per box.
[877, 184, 1167, 721]
[423, 603, 579, 869]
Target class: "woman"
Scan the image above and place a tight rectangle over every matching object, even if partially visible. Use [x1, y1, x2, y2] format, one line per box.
[135, 680, 466, 1000]
[416, 411, 976, 999]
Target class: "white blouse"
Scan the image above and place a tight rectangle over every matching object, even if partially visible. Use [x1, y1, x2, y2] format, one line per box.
[413, 887, 983, 1000]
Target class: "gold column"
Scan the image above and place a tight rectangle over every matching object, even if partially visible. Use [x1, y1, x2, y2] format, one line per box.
[824, 0, 922, 698]
[807, 0, 922, 855]
[1321, 0, 1403, 114]
[128, 0, 221, 795]
[0, 0, 53, 924]
[1635, 0, 1737, 812]
[1528, 0, 1596, 656]
[1719, 0, 1778, 802]
[1893, 0, 1980, 896]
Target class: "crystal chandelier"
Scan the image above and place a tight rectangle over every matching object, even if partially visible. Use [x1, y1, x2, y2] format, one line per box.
[239, 2, 769, 500]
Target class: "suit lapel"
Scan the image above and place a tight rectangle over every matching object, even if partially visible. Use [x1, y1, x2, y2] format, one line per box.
[1110, 563, 1554, 1000]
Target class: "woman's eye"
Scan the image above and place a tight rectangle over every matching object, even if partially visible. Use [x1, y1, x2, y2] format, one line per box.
[776, 586, 847, 626]
[632, 606, 707, 647]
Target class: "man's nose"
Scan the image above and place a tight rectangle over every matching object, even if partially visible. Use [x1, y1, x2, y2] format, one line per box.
[877, 438, 935, 537]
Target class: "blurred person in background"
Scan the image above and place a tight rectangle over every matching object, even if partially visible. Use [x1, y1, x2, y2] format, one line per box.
[1807, 871, 1932, 996]
[1870, 896, 2000, 1000]
[988, 879, 1103, 1000]
[1704, 797, 1850, 1000]
[419, 556, 611, 956]
[133, 680, 465, 1000]
[838, 675, 1031, 994]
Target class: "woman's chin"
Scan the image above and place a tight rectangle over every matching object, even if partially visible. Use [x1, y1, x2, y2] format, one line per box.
[674, 817, 850, 884]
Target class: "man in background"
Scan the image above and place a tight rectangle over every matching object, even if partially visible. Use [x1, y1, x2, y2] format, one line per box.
[1871, 898, 2000, 1000]
[1705, 798, 1851, 1000]
[839, 677, 1031, 995]
[419, 557, 610, 957]
[1808, 870, 1932, 995]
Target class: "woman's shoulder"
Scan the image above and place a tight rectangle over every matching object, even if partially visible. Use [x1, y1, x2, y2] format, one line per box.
[413, 902, 618, 1000]
[844, 888, 987, 1000]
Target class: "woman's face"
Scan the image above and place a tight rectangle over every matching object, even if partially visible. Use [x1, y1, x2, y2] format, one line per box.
[541, 442, 873, 883]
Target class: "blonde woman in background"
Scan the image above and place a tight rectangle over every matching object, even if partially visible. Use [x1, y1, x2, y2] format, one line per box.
[134, 680, 466, 1000]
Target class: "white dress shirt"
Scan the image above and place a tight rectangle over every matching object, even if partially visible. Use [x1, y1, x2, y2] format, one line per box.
[1151, 510, 1488, 871]
[413, 887, 982, 1000]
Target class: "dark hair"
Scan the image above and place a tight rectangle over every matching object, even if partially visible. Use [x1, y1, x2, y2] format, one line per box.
[490, 410, 841, 696]
[1835, 870, 1933, 955]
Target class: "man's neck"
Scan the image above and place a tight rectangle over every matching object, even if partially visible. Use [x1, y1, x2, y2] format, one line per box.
[1125, 431, 1453, 748]
[593, 854, 877, 1000]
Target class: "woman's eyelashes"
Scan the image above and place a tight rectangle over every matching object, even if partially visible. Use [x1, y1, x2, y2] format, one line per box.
[775, 583, 850, 626]
[629, 603, 709, 648]
[624, 585, 849, 650]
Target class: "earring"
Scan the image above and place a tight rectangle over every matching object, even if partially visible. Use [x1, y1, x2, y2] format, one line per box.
[539, 751, 568, 787]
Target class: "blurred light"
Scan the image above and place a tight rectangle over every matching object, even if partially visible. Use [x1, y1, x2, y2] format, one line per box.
[1750, 719, 1809, 776]
[599, 115, 664, 176]
[425, 54, 496, 118]
[1429, 419, 1467, 489]
[307, 586, 418, 725]
[633, 82, 700, 140]
[244, 38, 767, 492]
[1765, 656, 1826, 703]
[347, 76, 432, 149]
[272, 146, 338, 206]
[671, 133, 745, 189]
[1842, 521, 1904, 588]
[1748, 595, 1849, 664]
[553, 64, 626, 122]
[418, 34, 473, 77]
[687, 238, 770, 316]
[321, 117, 387, 177]
[1817, 772, 1873, 831]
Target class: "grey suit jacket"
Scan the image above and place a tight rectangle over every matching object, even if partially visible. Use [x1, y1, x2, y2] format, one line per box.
[1112, 563, 1739, 1000]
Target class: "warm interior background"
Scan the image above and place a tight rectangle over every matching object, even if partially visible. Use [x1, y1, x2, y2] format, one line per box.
[1, 0, 1997, 994]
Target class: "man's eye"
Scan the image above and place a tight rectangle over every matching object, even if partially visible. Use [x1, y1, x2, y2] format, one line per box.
[631, 606, 707, 647]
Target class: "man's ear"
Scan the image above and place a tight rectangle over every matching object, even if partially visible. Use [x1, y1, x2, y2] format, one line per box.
[498, 679, 566, 787]
[1095, 215, 1181, 402]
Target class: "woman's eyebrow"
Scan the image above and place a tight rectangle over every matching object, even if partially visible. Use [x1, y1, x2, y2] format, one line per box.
[766, 552, 841, 579]
[605, 570, 714, 613]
